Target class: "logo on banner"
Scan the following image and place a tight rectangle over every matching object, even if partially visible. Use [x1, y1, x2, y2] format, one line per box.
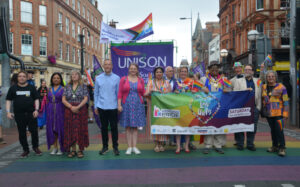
[153, 105, 180, 118]
[228, 107, 251, 118]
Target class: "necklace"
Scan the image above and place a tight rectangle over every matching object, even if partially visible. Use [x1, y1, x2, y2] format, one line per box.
[71, 84, 79, 98]
[208, 74, 223, 88]
[52, 85, 61, 102]
[154, 79, 165, 93]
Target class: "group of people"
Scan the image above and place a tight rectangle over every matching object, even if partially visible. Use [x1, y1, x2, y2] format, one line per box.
[3, 58, 289, 158]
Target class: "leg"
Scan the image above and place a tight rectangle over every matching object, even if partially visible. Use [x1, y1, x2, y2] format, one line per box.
[175, 135, 181, 153]
[235, 132, 245, 149]
[204, 135, 213, 149]
[132, 128, 138, 148]
[274, 118, 286, 149]
[184, 135, 190, 152]
[108, 109, 119, 149]
[267, 117, 279, 148]
[27, 114, 39, 149]
[126, 127, 132, 148]
[214, 134, 226, 154]
[98, 108, 109, 149]
[247, 108, 259, 149]
[15, 113, 30, 152]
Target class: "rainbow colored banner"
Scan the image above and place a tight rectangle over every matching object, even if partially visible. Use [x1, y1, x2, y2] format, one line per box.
[151, 91, 255, 135]
[100, 13, 153, 43]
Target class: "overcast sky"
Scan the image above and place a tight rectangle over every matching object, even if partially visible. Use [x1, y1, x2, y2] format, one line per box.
[98, 0, 220, 66]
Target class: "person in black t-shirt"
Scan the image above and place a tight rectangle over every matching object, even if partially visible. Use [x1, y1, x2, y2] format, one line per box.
[6, 71, 43, 158]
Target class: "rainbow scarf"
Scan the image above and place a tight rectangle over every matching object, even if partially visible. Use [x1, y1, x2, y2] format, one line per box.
[257, 79, 262, 87]
[277, 119, 284, 131]
[192, 80, 204, 91]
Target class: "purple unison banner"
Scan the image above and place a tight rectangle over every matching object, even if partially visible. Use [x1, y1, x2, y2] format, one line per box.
[111, 42, 173, 83]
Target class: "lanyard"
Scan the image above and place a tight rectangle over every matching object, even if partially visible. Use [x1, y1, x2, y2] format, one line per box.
[71, 84, 79, 97]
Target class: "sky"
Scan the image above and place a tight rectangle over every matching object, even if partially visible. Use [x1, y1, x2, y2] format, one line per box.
[98, 0, 220, 67]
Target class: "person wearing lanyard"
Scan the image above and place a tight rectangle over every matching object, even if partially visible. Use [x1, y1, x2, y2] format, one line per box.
[62, 71, 89, 158]
[232, 64, 261, 151]
[46, 73, 65, 155]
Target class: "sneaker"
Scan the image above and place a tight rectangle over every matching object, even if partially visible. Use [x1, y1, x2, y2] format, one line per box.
[113, 148, 120, 156]
[237, 145, 244, 151]
[20, 151, 29, 158]
[99, 147, 109, 155]
[50, 148, 58, 155]
[215, 148, 224, 154]
[56, 150, 63, 155]
[247, 146, 256, 151]
[267, 147, 279, 153]
[33, 148, 43, 156]
[125, 147, 132, 155]
[203, 148, 210, 154]
[132, 147, 141, 154]
[278, 148, 286, 157]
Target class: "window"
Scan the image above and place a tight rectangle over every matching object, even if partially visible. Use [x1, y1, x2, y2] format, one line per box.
[232, 30, 236, 49]
[91, 14, 94, 25]
[72, 0, 75, 10]
[226, 16, 229, 33]
[83, 6, 85, 18]
[87, 10, 90, 22]
[66, 44, 70, 61]
[77, 25, 80, 41]
[58, 41, 63, 59]
[91, 35, 93, 48]
[9, 0, 13, 21]
[20, 1, 32, 23]
[39, 5, 47, 25]
[256, 0, 264, 10]
[66, 0, 69, 5]
[232, 5, 235, 22]
[9, 32, 13, 53]
[58, 12, 63, 31]
[256, 23, 264, 33]
[281, 22, 290, 46]
[72, 22, 76, 38]
[66, 17, 70, 34]
[87, 33, 89, 46]
[72, 47, 76, 63]
[77, 49, 81, 64]
[247, 0, 250, 16]
[77, 1, 80, 15]
[281, 0, 290, 8]
[39, 36, 47, 56]
[21, 34, 32, 55]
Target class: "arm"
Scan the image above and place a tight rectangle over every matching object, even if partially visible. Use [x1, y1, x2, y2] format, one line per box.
[62, 96, 73, 109]
[94, 79, 99, 111]
[33, 99, 39, 118]
[6, 100, 14, 119]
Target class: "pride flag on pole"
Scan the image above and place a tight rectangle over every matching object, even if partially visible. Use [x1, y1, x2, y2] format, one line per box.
[85, 69, 94, 87]
[92, 55, 103, 81]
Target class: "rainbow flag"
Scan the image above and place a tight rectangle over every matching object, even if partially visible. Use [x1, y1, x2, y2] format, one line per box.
[257, 79, 262, 87]
[265, 54, 272, 63]
[91, 55, 104, 81]
[277, 119, 284, 131]
[223, 78, 232, 88]
[85, 69, 94, 87]
[193, 80, 204, 90]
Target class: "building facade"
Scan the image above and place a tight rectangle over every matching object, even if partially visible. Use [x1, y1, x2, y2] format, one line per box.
[2, 0, 103, 86]
[218, 0, 299, 78]
[208, 34, 220, 64]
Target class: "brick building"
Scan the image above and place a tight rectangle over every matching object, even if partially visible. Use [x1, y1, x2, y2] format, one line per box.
[3, 0, 103, 86]
[218, 0, 299, 78]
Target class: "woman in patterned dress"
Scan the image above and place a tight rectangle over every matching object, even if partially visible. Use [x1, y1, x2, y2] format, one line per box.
[145, 67, 171, 152]
[118, 63, 146, 155]
[46, 73, 65, 155]
[62, 71, 89, 158]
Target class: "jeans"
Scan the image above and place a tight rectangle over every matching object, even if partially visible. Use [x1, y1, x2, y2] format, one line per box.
[236, 108, 259, 148]
[98, 108, 119, 149]
[267, 116, 286, 149]
[15, 112, 39, 152]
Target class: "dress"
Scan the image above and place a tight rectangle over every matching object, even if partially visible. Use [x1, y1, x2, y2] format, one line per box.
[46, 86, 65, 151]
[63, 84, 89, 152]
[120, 81, 146, 127]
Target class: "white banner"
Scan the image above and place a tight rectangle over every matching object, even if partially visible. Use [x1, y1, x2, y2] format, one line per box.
[100, 22, 132, 43]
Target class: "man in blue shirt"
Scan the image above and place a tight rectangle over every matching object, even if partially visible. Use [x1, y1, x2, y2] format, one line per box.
[27, 71, 35, 87]
[94, 59, 120, 156]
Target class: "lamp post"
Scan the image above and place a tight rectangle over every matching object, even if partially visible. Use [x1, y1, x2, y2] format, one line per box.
[79, 27, 90, 75]
[220, 49, 228, 76]
[180, 11, 193, 66]
[247, 30, 259, 72]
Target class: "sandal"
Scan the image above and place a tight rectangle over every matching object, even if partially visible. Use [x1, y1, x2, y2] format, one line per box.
[77, 151, 84, 158]
[68, 151, 76, 158]
[159, 145, 165, 152]
[154, 145, 160, 152]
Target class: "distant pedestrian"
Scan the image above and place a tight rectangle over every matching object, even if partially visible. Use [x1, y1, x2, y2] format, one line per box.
[62, 71, 89, 158]
[27, 71, 35, 87]
[37, 80, 48, 129]
[0, 86, 6, 144]
[94, 59, 120, 156]
[46, 73, 65, 156]
[262, 70, 289, 157]
[6, 71, 42, 158]
[118, 63, 146, 155]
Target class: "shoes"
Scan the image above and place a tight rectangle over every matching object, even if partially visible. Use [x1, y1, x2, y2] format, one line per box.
[175, 148, 181, 154]
[278, 148, 286, 157]
[247, 146, 256, 151]
[185, 149, 190, 153]
[68, 151, 76, 158]
[20, 151, 30, 158]
[215, 148, 224, 154]
[77, 151, 84, 158]
[203, 148, 210, 154]
[267, 147, 279, 153]
[154, 145, 160, 152]
[33, 148, 43, 156]
[56, 150, 63, 155]
[0, 138, 6, 144]
[237, 145, 244, 151]
[50, 148, 58, 155]
[125, 147, 132, 155]
[132, 147, 141, 154]
[159, 145, 165, 152]
[189, 143, 197, 150]
[113, 148, 120, 156]
[99, 147, 109, 155]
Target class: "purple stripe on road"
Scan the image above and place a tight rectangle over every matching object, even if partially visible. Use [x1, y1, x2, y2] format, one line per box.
[0, 165, 300, 186]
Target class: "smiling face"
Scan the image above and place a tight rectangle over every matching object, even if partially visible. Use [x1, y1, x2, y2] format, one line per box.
[129, 64, 138, 77]
[179, 67, 188, 80]
[104, 60, 113, 74]
[17, 72, 28, 85]
[41, 81, 47, 87]
[71, 71, 80, 82]
[209, 65, 219, 77]
[234, 66, 243, 75]
[52, 74, 61, 86]
[165, 67, 174, 79]
[154, 68, 164, 80]
[266, 72, 276, 85]
[244, 65, 254, 78]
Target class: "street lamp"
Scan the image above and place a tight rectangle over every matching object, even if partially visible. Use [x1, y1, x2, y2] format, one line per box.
[79, 27, 90, 75]
[180, 12, 193, 66]
[220, 49, 228, 76]
[247, 30, 259, 72]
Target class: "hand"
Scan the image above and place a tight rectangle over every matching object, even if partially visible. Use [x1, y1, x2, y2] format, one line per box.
[33, 111, 39, 118]
[247, 88, 253, 91]
[95, 108, 99, 115]
[260, 63, 264, 71]
[118, 105, 123, 112]
[174, 90, 179, 94]
[191, 89, 197, 94]
[202, 88, 209, 94]
[7, 112, 14, 119]
[71, 106, 79, 113]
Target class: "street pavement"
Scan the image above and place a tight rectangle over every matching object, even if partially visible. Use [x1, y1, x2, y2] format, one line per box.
[0, 121, 300, 187]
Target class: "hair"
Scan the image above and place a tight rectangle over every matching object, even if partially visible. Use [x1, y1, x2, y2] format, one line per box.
[128, 63, 140, 77]
[11, 73, 18, 85]
[17, 70, 28, 77]
[244, 64, 254, 70]
[265, 70, 278, 82]
[50, 72, 64, 87]
[179, 66, 188, 72]
[165, 66, 173, 72]
[27, 70, 34, 74]
[153, 66, 164, 76]
[68, 70, 83, 85]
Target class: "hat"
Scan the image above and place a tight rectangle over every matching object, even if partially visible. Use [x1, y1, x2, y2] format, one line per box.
[208, 61, 221, 69]
[233, 62, 242, 68]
